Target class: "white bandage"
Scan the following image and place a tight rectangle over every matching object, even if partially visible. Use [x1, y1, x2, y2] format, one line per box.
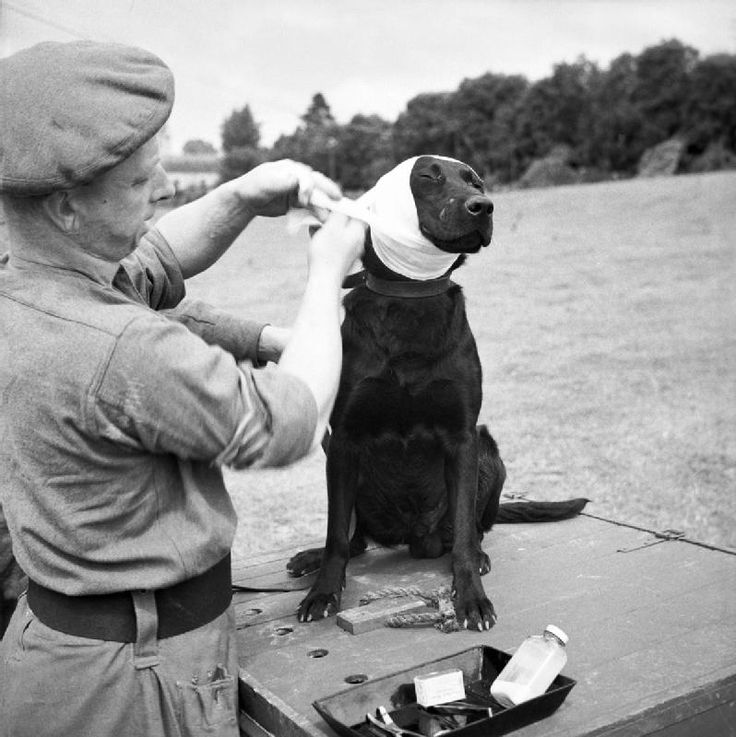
[358, 156, 462, 280]
[286, 190, 373, 235]
[288, 155, 465, 280]
[308, 189, 374, 225]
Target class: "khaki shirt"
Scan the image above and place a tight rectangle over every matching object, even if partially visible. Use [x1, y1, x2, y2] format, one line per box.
[0, 226, 317, 595]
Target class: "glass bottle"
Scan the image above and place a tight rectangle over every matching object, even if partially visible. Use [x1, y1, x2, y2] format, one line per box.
[490, 625, 568, 708]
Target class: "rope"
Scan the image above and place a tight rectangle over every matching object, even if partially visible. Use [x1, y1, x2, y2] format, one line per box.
[360, 585, 459, 633]
[359, 586, 450, 606]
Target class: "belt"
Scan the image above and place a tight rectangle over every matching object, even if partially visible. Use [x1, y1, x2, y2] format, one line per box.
[27, 554, 232, 642]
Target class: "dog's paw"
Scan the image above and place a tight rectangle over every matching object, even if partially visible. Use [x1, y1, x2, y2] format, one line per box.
[453, 575, 497, 631]
[296, 589, 342, 623]
[287, 547, 324, 577]
[456, 593, 497, 632]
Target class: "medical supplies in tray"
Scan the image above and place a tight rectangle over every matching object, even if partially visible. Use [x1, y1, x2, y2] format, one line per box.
[313, 645, 575, 737]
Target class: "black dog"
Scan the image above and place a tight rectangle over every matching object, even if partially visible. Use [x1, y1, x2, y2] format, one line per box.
[288, 156, 586, 630]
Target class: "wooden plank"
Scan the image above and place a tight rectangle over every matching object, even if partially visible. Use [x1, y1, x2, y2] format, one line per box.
[336, 598, 429, 634]
[487, 542, 735, 643]
[239, 710, 276, 737]
[239, 668, 333, 737]
[234, 591, 305, 630]
[235, 515, 736, 737]
[582, 673, 736, 737]
[232, 516, 633, 622]
[235, 522, 736, 662]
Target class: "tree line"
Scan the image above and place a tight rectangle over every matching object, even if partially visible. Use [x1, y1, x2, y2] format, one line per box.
[218, 39, 736, 191]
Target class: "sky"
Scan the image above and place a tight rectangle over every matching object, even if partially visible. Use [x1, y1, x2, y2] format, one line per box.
[2, 0, 734, 154]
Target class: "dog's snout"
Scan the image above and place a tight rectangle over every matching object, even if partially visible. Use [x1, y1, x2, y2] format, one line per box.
[465, 195, 494, 218]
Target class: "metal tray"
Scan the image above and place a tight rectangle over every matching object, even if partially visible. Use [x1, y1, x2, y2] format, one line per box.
[313, 645, 575, 737]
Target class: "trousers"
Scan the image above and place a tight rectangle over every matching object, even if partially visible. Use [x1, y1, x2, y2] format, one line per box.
[0, 593, 240, 737]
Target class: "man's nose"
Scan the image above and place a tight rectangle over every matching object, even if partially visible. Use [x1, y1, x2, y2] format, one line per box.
[154, 166, 176, 202]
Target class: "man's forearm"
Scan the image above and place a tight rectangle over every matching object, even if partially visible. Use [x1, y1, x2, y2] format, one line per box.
[156, 180, 253, 279]
[278, 268, 345, 450]
[163, 299, 267, 363]
[156, 161, 343, 280]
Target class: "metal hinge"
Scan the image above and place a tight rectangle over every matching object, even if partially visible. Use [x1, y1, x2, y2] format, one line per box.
[617, 528, 686, 553]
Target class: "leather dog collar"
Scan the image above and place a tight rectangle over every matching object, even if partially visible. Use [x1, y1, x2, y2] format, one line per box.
[365, 272, 452, 298]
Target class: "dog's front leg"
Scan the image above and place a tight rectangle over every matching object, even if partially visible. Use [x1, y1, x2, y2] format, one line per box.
[297, 432, 358, 622]
[446, 431, 497, 631]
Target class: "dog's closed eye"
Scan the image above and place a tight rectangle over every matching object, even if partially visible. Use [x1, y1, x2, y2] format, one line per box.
[419, 163, 446, 184]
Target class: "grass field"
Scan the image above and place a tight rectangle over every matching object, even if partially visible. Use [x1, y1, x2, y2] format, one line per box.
[185, 171, 736, 564]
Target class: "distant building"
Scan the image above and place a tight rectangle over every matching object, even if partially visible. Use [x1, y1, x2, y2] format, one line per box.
[162, 154, 221, 197]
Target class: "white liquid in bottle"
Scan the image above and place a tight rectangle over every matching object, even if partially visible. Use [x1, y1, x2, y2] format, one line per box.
[490, 625, 568, 708]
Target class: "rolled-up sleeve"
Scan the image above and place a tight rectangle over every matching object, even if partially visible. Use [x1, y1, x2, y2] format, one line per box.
[249, 365, 318, 467]
[90, 315, 317, 470]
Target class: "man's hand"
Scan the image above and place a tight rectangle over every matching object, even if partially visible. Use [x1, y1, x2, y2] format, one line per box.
[255, 215, 364, 374]
[306, 213, 366, 285]
[232, 160, 342, 219]
[158, 159, 343, 279]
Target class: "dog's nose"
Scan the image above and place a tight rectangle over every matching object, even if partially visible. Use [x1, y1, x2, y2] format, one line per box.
[465, 195, 494, 217]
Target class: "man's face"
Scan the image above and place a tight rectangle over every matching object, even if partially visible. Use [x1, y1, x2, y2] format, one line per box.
[69, 136, 174, 262]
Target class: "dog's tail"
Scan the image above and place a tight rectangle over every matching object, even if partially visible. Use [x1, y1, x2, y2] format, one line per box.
[495, 498, 589, 523]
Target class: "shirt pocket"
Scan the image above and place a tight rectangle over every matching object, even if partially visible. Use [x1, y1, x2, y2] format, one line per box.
[2, 595, 33, 662]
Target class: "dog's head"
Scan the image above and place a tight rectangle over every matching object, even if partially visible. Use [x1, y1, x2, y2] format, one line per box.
[359, 155, 493, 281]
[410, 155, 493, 254]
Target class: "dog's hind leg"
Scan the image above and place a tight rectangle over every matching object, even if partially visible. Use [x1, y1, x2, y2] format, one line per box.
[286, 547, 323, 577]
[287, 521, 367, 578]
[477, 425, 506, 532]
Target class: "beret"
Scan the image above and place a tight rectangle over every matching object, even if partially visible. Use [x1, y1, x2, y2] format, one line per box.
[0, 41, 174, 196]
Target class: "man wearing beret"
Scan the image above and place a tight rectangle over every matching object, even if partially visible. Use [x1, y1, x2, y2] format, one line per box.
[0, 41, 365, 737]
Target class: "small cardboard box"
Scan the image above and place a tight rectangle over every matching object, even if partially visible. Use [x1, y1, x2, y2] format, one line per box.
[413, 668, 466, 707]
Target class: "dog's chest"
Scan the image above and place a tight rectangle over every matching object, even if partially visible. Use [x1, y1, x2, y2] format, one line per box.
[336, 288, 482, 441]
[342, 286, 471, 364]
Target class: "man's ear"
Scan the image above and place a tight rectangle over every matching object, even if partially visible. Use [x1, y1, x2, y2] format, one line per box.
[41, 191, 79, 234]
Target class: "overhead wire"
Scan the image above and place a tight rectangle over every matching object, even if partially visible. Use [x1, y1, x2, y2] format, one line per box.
[1, 1, 377, 146]
[3, 1, 108, 41]
[3, 0, 306, 130]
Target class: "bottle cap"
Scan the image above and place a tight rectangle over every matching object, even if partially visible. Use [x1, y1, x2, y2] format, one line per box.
[545, 624, 568, 644]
